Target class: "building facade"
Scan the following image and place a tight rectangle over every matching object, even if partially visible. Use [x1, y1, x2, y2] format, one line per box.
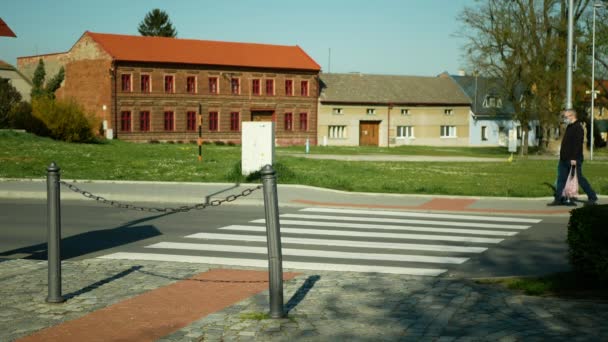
[17, 32, 321, 145]
[319, 73, 471, 147]
[0, 60, 32, 102]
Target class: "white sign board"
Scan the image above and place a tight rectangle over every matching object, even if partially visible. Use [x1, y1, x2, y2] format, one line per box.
[242, 122, 275, 175]
[508, 129, 517, 153]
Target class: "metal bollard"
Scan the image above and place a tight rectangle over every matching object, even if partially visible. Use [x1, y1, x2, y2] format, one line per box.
[46, 162, 65, 303]
[260, 164, 284, 318]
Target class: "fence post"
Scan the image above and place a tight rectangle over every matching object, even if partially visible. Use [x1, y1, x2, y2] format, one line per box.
[46, 162, 64, 303]
[261, 164, 284, 318]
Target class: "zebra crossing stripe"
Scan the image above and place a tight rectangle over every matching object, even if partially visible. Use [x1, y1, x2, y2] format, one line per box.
[99, 252, 447, 276]
[185, 232, 487, 253]
[273, 215, 529, 230]
[146, 242, 469, 264]
[300, 208, 542, 224]
[221, 225, 503, 244]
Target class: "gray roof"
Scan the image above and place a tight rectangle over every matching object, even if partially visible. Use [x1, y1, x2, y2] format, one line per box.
[450, 75, 516, 119]
[320, 73, 471, 105]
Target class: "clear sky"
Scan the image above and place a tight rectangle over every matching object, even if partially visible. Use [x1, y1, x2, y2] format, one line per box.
[0, 0, 474, 76]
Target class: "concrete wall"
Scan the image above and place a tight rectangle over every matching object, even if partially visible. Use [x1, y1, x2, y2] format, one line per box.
[0, 69, 32, 102]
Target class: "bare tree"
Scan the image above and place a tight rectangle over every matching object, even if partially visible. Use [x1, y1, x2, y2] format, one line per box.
[458, 0, 590, 155]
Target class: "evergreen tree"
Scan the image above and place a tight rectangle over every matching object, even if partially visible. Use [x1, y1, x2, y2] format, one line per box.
[31, 59, 46, 99]
[45, 66, 65, 99]
[138, 9, 177, 37]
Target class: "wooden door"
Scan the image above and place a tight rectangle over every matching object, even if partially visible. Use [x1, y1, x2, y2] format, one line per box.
[359, 121, 379, 146]
[251, 110, 274, 122]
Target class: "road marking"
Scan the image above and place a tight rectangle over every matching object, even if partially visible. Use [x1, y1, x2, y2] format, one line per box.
[146, 242, 469, 264]
[300, 207, 542, 224]
[221, 225, 503, 244]
[273, 214, 529, 230]
[185, 232, 487, 253]
[99, 252, 447, 276]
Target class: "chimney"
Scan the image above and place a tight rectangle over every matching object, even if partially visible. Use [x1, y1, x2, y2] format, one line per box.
[458, 69, 466, 76]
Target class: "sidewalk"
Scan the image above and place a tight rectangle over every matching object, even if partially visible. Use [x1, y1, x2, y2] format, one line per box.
[2, 258, 607, 341]
[0, 178, 596, 216]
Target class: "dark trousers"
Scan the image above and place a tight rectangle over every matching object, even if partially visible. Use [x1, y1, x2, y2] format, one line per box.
[554, 159, 598, 202]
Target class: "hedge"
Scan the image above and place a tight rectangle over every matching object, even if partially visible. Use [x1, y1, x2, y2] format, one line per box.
[567, 204, 608, 283]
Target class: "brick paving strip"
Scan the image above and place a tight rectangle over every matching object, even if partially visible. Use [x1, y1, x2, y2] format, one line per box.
[16, 269, 298, 342]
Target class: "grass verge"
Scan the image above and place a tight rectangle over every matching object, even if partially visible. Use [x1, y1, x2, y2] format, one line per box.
[1, 131, 607, 197]
[476, 272, 608, 299]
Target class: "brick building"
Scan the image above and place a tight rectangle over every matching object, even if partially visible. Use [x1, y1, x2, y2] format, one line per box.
[17, 31, 321, 145]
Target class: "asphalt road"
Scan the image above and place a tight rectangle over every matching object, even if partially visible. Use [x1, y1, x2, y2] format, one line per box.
[0, 198, 571, 278]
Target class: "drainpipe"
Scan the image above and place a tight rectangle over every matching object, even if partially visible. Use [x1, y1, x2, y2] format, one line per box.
[387, 103, 393, 147]
[112, 60, 118, 139]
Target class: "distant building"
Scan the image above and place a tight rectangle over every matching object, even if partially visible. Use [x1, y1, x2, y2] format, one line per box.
[450, 75, 539, 147]
[0, 60, 32, 102]
[318, 73, 471, 146]
[17, 31, 321, 145]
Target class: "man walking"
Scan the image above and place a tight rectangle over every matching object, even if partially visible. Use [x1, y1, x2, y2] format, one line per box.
[548, 109, 598, 206]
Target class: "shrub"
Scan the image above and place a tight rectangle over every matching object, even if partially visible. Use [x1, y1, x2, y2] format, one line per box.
[567, 204, 608, 283]
[32, 97, 99, 142]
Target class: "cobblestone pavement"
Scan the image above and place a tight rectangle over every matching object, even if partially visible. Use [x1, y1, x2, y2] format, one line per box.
[2, 258, 607, 342]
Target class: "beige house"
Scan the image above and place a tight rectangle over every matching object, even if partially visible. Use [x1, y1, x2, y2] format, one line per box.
[318, 73, 471, 146]
[0, 60, 32, 102]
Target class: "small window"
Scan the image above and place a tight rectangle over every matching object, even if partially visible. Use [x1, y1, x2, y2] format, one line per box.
[209, 77, 218, 94]
[301, 80, 309, 96]
[329, 125, 346, 139]
[230, 112, 240, 131]
[187, 111, 197, 131]
[140, 111, 150, 132]
[120, 111, 131, 131]
[440, 125, 457, 137]
[186, 76, 196, 94]
[483, 95, 502, 108]
[397, 126, 414, 138]
[366, 108, 376, 115]
[164, 75, 174, 93]
[121, 74, 131, 92]
[231, 78, 240, 95]
[164, 111, 174, 131]
[209, 112, 219, 131]
[252, 79, 260, 95]
[285, 80, 293, 96]
[444, 109, 454, 116]
[284, 112, 293, 131]
[140, 74, 151, 93]
[481, 126, 488, 141]
[332, 108, 343, 115]
[401, 109, 410, 116]
[299, 112, 308, 131]
[266, 79, 275, 95]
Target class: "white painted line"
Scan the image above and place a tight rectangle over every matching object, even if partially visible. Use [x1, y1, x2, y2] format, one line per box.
[252, 219, 523, 235]
[274, 214, 530, 230]
[147, 242, 468, 264]
[99, 252, 447, 276]
[300, 207, 542, 224]
[222, 225, 503, 244]
[184, 232, 487, 253]
[253, 219, 516, 236]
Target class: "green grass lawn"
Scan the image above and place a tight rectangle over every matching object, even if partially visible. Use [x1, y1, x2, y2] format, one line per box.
[278, 144, 537, 157]
[1, 130, 607, 197]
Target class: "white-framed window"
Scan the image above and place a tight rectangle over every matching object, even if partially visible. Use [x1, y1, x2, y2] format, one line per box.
[401, 109, 410, 116]
[397, 125, 414, 138]
[483, 95, 502, 108]
[444, 109, 454, 116]
[332, 108, 343, 115]
[440, 125, 457, 137]
[481, 126, 488, 141]
[329, 125, 346, 139]
[366, 108, 376, 115]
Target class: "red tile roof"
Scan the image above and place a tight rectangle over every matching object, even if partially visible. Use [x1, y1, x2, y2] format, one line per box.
[86, 32, 321, 71]
[0, 18, 16, 37]
[0, 60, 13, 69]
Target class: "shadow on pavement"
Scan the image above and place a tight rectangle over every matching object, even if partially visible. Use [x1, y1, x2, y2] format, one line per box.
[0, 212, 172, 261]
[64, 265, 143, 300]
[285, 275, 320, 313]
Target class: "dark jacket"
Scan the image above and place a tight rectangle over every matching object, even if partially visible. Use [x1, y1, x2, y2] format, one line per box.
[560, 120, 584, 161]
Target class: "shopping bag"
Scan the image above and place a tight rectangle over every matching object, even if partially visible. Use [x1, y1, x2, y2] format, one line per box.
[562, 166, 579, 198]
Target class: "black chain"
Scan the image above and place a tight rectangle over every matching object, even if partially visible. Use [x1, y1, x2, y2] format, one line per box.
[59, 181, 262, 213]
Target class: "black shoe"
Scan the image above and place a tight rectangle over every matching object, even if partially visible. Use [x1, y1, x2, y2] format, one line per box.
[547, 200, 563, 206]
[564, 200, 577, 207]
[584, 200, 598, 207]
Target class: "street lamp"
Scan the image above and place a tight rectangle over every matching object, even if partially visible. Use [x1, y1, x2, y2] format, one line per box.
[590, 1, 606, 161]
